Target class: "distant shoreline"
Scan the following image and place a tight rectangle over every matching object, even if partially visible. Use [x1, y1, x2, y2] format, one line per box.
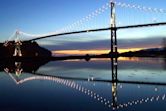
[0, 52, 165, 62]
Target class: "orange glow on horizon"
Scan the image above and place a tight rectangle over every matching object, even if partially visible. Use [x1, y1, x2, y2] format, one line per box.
[52, 48, 143, 56]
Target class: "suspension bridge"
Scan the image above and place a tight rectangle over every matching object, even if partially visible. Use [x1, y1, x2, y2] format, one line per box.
[1, 1, 166, 111]
[4, 1, 166, 58]
[3, 0, 166, 87]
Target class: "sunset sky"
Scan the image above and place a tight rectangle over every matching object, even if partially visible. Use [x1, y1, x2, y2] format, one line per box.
[0, 0, 166, 55]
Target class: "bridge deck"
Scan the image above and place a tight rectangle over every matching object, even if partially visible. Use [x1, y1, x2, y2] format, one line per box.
[29, 22, 166, 41]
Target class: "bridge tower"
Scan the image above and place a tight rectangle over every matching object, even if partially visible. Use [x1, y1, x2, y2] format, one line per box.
[110, 1, 118, 109]
[13, 30, 22, 57]
[111, 1, 117, 55]
[110, 1, 118, 81]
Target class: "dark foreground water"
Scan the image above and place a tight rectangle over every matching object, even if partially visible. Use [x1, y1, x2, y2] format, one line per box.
[0, 57, 166, 111]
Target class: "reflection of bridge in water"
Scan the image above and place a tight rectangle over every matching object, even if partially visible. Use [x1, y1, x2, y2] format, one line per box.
[2, 59, 166, 110]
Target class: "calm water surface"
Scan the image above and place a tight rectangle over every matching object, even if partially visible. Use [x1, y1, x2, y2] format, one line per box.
[0, 57, 166, 111]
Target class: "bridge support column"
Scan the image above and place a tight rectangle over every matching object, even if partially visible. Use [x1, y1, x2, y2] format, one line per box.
[13, 31, 22, 57]
[111, 2, 117, 55]
[110, 2, 118, 82]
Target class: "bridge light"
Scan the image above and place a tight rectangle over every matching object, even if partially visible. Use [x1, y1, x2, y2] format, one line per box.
[154, 87, 158, 91]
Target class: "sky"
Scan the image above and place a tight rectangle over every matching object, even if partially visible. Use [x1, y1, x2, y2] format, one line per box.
[0, 0, 166, 55]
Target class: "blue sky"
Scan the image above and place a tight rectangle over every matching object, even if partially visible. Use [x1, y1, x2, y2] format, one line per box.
[0, 0, 108, 41]
[0, 0, 166, 51]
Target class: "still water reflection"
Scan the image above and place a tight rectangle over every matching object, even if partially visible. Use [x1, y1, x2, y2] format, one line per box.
[0, 57, 166, 111]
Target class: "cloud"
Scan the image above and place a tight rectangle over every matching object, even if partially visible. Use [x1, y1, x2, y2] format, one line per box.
[42, 36, 166, 51]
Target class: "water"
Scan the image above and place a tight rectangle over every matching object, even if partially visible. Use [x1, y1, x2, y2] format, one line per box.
[0, 57, 166, 111]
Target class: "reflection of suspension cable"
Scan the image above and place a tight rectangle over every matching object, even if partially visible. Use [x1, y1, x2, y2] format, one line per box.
[4, 70, 166, 110]
[116, 94, 166, 110]
[6, 73, 113, 109]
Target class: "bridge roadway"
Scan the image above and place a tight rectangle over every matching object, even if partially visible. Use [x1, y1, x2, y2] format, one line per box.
[29, 22, 166, 41]
[17, 71, 166, 86]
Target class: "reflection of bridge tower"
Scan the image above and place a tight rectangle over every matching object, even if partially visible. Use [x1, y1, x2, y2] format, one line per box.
[15, 62, 23, 77]
[13, 31, 22, 56]
[112, 82, 117, 109]
[111, 57, 118, 109]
